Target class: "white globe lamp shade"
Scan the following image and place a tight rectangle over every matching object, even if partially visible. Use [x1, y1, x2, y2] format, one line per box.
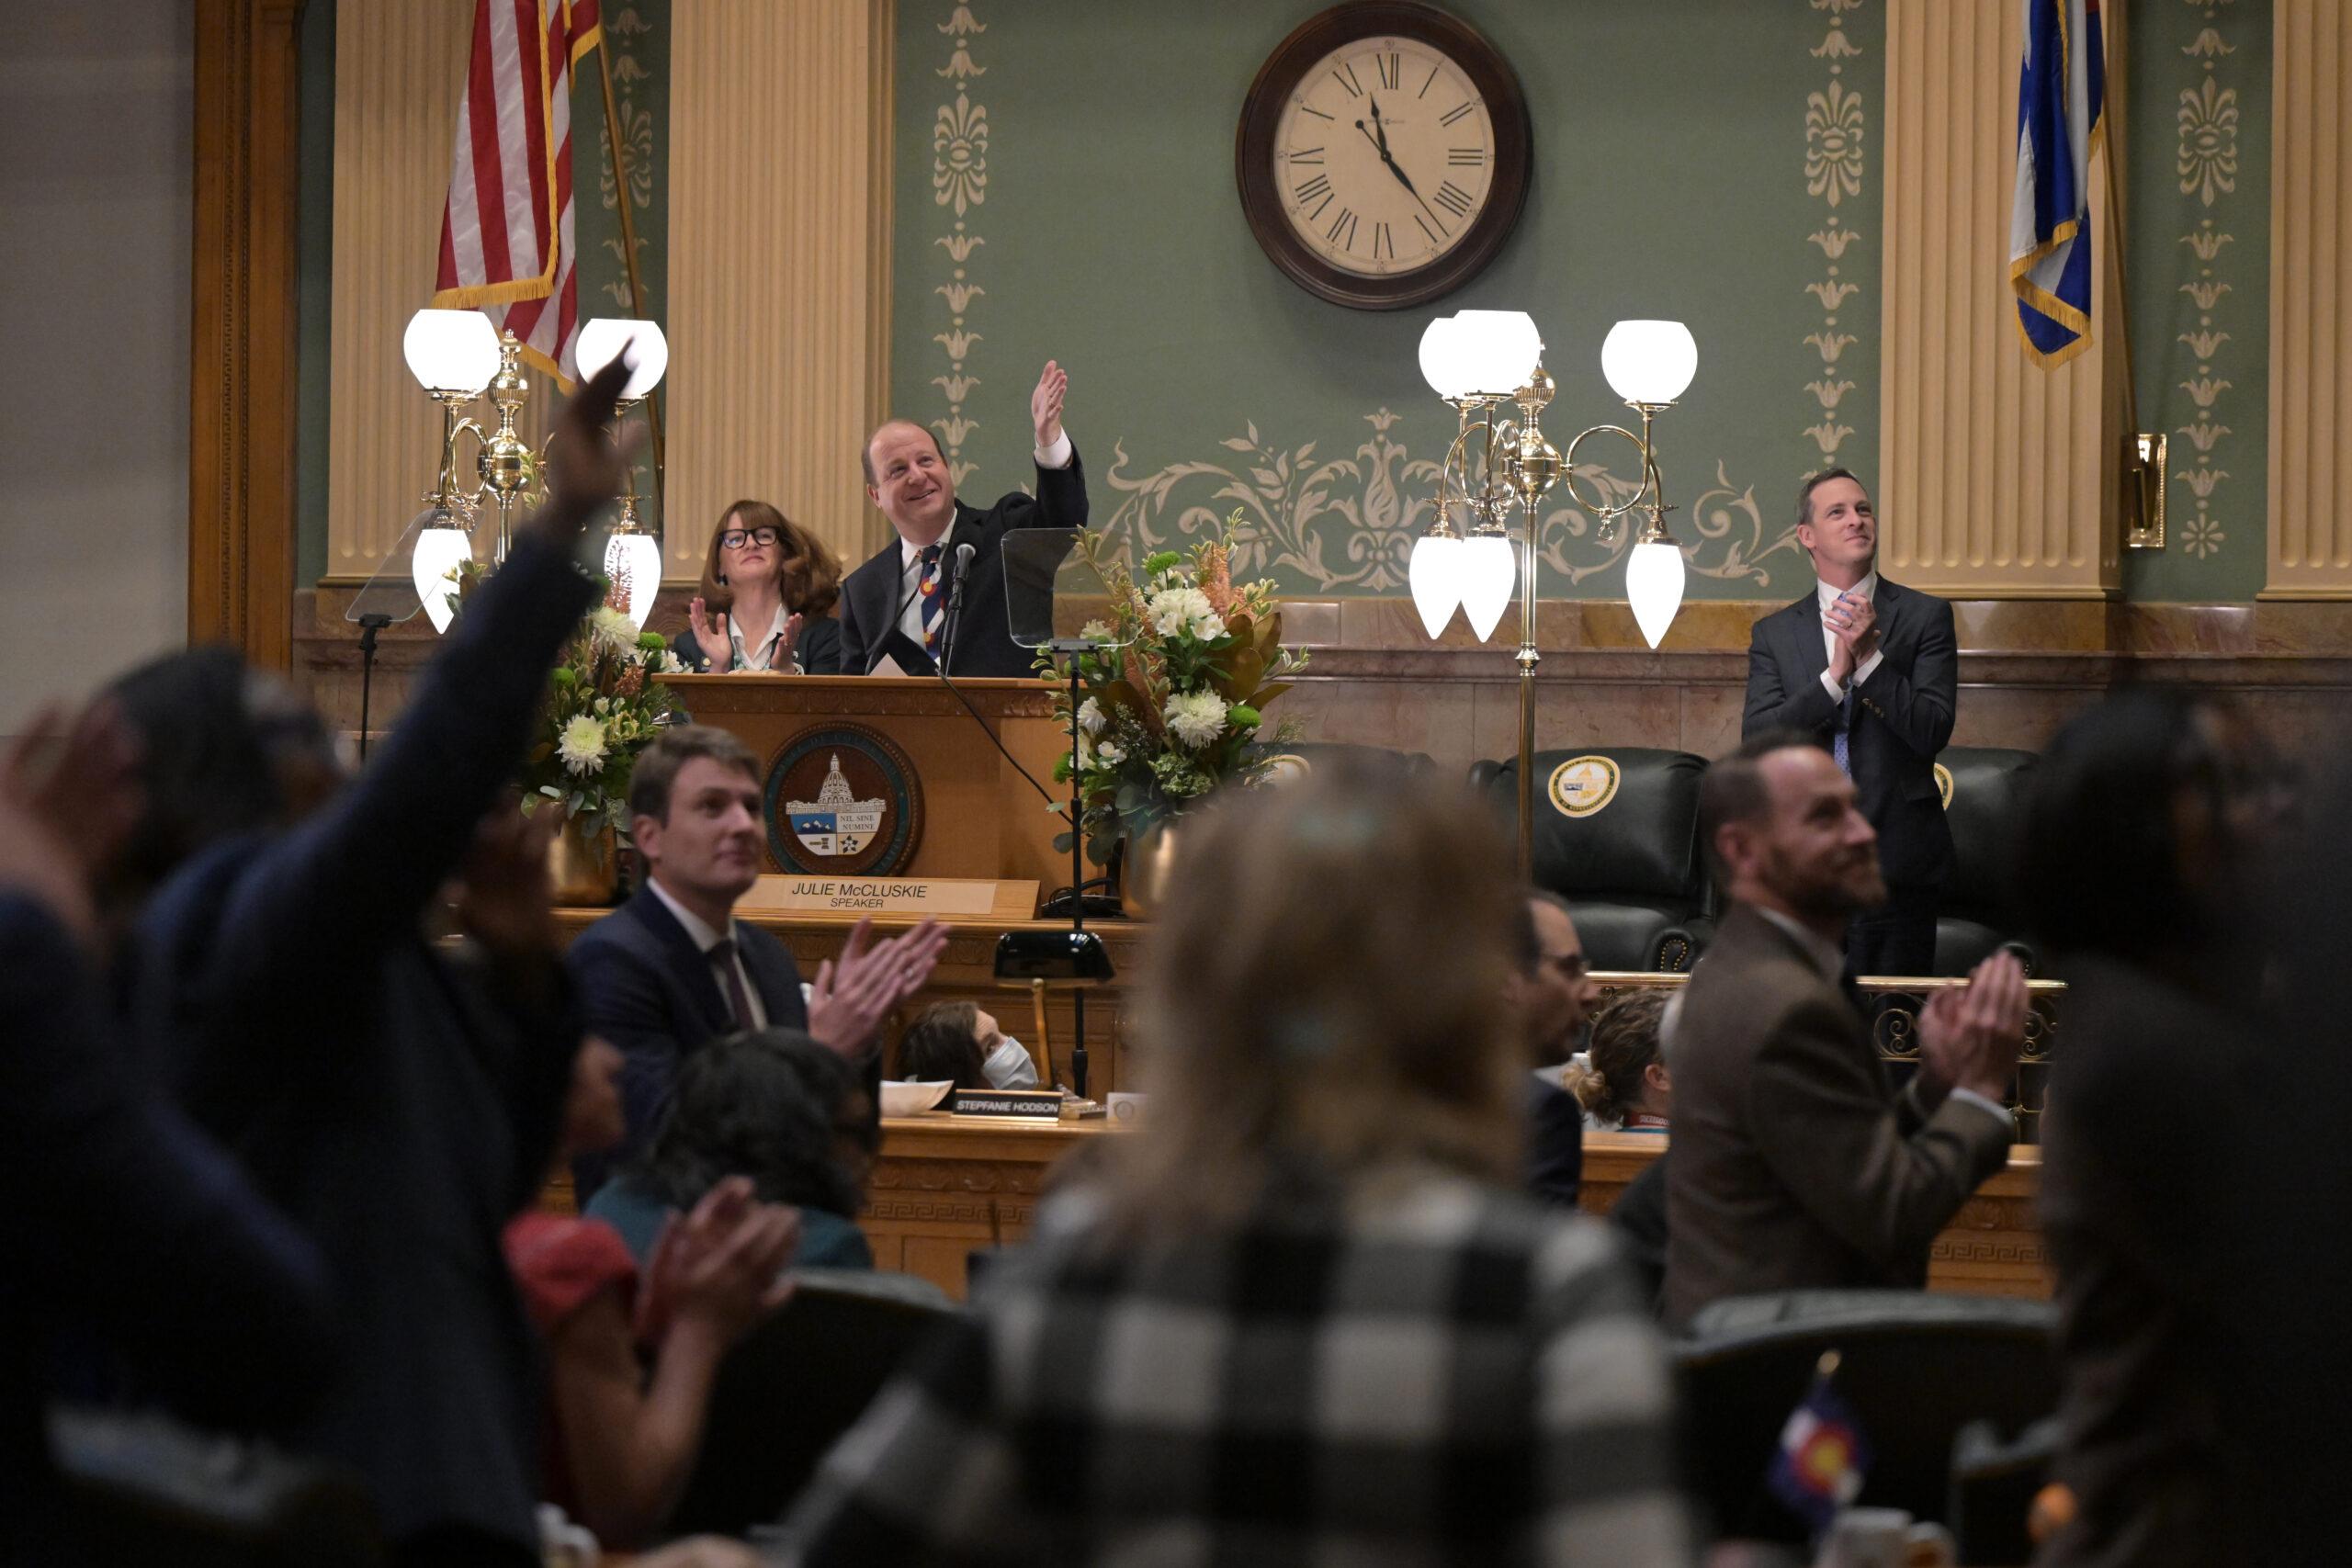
[403, 309, 501, 395]
[603, 529, 662, 629]
[1458, 533, 1518, 641]
[411, 521, 475, 634]
[1625, 537, 1688, 649]
[1600, 320, 1699, 405]
[1408, 533, 1464, 637]
[1452, 309, 1543, 397]
[1417, 315, 1476, 401]
[577, 318, 669, 400]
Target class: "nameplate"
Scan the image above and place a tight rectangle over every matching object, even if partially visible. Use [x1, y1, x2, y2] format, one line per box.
[949, 1089, 1064, 1120]
[739, 875, 1039, 919]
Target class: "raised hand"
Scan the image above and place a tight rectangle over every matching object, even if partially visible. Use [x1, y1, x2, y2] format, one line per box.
[452, 799, 560, 957]
[526, 353, 641, 545]
[687, 596, 732, 671]
[1031, 360, 1069, 450]
[0, 699, 143, 950]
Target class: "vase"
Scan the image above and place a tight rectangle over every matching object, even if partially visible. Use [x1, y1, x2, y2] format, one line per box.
[548, 815, 620, 908]
[1118, 816, 1188, 919]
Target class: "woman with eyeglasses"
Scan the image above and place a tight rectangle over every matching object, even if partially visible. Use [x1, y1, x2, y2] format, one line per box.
[678, 500, 845, 675]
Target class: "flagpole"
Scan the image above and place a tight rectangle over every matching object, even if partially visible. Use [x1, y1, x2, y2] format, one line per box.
[2098, 116, 2141, 445]
[2096, 5, 2165, 548]
[595, 34, 665, 513]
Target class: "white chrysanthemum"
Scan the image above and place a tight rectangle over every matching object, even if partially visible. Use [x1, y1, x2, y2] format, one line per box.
[1147, 587, 1216, 640]
[1080, 619, 1113, 642]
[557, 715, 608, 775]
[1191, 609, 1227, 641]
[1096, 739, 1127, 766]
[660, 650, 689, 674]
[1164, 689, 1229, 748]
[588, 606, 637, 655]
[1078, 697, 1106, 737]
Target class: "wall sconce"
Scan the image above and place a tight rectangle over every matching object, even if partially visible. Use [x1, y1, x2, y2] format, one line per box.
[402, 309, 499, 633]
[576, 318, 669, 628]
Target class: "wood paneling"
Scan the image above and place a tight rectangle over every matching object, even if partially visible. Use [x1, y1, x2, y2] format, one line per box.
[190, 0, 305, 668]
[2265, 0, 2352, 599]
[663, 0, 895, 582]
[1878, 0, 2127, 597]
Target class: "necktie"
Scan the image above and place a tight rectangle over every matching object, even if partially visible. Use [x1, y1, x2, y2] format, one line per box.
[707, 936, 758, 1032]
[917, 542, 945, 658]
[1833, 687, 1854, 776]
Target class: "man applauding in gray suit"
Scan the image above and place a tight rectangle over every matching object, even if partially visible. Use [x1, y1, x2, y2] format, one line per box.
[1664, 730, 2026, 1331]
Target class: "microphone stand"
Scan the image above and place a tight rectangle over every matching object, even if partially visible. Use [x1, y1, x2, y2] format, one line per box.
[356, 613, 392, 764]
[1062, 648, 1090, 1100]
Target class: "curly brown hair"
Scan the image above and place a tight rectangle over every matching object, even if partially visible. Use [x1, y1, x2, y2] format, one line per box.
[696, 499, 842, 618]
[1564, 987, 1671, 1126]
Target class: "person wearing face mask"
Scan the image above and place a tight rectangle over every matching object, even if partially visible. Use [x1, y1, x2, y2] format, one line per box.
[837, 362, 1087, 679]
[893, 1000, 1041, 1092]
[676, 502, 845, 677]
[1742, 468, 1958, 979]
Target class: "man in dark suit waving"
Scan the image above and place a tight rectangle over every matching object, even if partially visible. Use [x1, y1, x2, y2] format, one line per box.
[839, 361, 1088, 679]
[1744, 468, 1957, 977]
[567, 726, 946, 1197]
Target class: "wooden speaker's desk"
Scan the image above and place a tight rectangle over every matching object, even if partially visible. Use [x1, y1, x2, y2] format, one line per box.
[864, 1121, 2051, 1303]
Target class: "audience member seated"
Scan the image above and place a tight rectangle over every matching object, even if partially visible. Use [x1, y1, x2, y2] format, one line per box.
[776, 761, 1690, 1564]
[503, 1036, 798, 1551]
[1, 710, 334, 1567]
[2018, 690, 2285, 1568]
[678, 501, 845, 676]
[1566, 987, 1673, 1131]
[587, 1030, 877, 1272]
[1666, 729, 2027, 1331]
[894, 1000, 1039, 1091]
[104, 362, 638, 1566]
[568, 724, 944, 1197]
[1512, 889, 1600, 1209]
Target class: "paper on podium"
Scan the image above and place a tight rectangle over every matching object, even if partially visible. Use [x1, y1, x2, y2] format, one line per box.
[869, 651, 910, 678]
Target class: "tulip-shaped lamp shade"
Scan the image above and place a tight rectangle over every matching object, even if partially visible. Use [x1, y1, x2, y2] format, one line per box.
[1452, 309, 1544, 397]
[1417, 315, 1476, 401]
[403, 309, 501, 396]
[1625, 536, 1688, 649]
[1600, 320, 1699, 405]
[1458, 532, 1519, 641]
[1408, 531, 1464, 637]
[603, 528, 662, 629]
[576, 318, 669, 400]
[411, 518, 475, 634]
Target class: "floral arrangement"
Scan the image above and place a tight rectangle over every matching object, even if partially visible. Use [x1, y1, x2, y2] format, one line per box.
[520, 583, 688, 843]
[1045, 512, 1308, 867]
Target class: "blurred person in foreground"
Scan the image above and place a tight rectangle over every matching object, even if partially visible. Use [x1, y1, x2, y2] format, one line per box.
[505, 1034, 800, 1550]
[105, 359, 637, 1565]
[0, 707, 333, 1566]
[1666, 729, 2026, 1331]
[2018, 690, 2287, 1568]
[1515, 889, 1601, 1209]
[777, 763, 1691, 1565]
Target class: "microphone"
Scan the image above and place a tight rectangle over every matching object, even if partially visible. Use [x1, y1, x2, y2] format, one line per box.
[943, 541, 978, 670]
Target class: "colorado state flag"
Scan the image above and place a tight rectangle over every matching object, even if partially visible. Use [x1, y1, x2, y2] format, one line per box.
[2009, 0, 2108, 367]
[1767, 1358, 1871, 1536]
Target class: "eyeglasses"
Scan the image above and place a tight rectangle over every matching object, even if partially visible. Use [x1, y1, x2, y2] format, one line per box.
[718, 526, 781, 550]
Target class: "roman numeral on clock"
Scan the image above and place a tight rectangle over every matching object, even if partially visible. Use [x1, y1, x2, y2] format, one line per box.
[1375, 52, 1400, 90]
[1448, 147, 1485, 166]
[1295, 173, 1332, 205]
[1331, 61, 1363, 96]
[1414, 212, 1447, 245]
[1434, 180, 1474, 219]
[1373, 221, 1394, 260]
[1326, 206, 1358, 250]
[1440, 101, 1475, 128]
[1289, 146, 1326, 164]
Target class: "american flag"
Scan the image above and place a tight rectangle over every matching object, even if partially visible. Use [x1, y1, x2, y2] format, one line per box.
[433, 0, 602, 385]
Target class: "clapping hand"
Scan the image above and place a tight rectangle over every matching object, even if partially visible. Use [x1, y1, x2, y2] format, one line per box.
[687, 597, 731, 670]
[0, 700, 141, 950]
[807, 916, 951, 1058]
[1824, 590, 1881, 682]
[635, 1176, 799, 1348]
[1031, 360, 1068, 451]
[1918, 950, 2030, 1103]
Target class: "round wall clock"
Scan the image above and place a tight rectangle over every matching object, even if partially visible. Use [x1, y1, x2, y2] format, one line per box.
[1236, 1, 1532, 310]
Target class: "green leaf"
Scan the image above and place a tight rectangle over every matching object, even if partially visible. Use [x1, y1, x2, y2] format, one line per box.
[1052, 830, 1076, 854]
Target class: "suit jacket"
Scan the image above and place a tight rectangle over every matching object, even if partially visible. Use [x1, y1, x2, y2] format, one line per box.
[1524, 1075, 1585, 1209]
[1662, 905, 2010, 1328]
[836, 451, 1089, 680]
[566, 886, 809, 1195]
[669, 611, 843, 677]
[122, 530, 595, 1551]
[1743, 577, 1957, 889]
[3, 895, 334, 1566]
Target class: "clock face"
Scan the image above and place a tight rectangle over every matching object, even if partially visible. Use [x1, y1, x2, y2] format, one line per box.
[1272, 38, 1494, 278]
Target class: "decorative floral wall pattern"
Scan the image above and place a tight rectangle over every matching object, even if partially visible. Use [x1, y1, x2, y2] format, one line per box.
[2172, 1, 2243, 563]
[928, 5, 988, 491]
[1802, 0, 1868, 483]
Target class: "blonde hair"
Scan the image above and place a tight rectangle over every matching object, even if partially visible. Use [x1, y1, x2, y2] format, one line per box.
[1100, 764, 1527, 1241]
[1564, 988, 1670, 1124]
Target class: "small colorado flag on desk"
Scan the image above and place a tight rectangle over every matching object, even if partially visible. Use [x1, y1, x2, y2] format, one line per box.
[1768, 1349, 1871, 1536]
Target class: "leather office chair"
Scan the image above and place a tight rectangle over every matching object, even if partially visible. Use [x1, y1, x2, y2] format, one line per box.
[665, 1269, 959, 1535]
[1245, 739, 1439, 781]
[1674, 1291, 2061, 1544]
[1932, 747, 2041, 976]
[1470, 748, 1712, 971]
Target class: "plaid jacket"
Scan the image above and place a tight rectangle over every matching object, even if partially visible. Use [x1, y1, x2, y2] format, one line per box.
[779, 1167, 1690, 1565]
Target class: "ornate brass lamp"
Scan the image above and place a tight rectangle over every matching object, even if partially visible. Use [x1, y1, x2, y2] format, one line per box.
[576, 318, 670, 628]
[402, 310, 500, 633]
[1415, 312, 1699, 872]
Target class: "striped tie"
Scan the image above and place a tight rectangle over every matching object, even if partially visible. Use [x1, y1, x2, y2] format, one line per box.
[918, 542, 945, 657]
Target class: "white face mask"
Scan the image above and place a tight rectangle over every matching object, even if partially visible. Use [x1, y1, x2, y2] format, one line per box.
[981, 1034, 1038, 1089]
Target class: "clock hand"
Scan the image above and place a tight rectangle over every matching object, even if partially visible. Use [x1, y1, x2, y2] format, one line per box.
[1356, 118, 1445, 226]
[1368, 95, 1393, 156]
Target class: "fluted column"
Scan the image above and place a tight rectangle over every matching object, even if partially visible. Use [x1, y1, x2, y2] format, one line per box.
[663, 0, 895, 582]
[2265, 0, 2352, 598]
[1877, 0, 2127, 597]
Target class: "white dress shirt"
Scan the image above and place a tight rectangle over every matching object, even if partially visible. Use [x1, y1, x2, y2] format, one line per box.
[894, 430, 1076, 649]
[1815, 570, 1883, 702]
[647, 876, 767, 1031]
[728, 603, 792, 673]
[1753, 905, 2010, 1130]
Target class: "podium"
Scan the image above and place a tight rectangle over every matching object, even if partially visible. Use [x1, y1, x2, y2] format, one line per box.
[663, 674, 1068, 908]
